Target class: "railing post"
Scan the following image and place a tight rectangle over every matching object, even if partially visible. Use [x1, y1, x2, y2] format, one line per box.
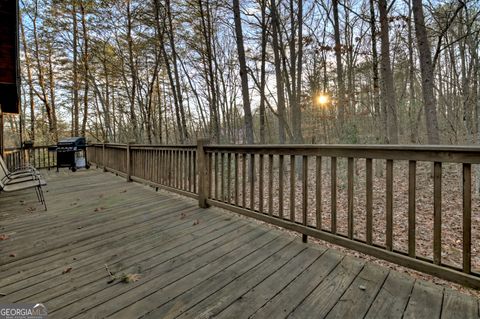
[126, 142, 132, 182]
[102, 142, 107, 172]
[197, 138, 210, 208]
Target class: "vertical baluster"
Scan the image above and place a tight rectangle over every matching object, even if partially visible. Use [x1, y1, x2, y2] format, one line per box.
[290, 155, 295, 221]
[227, 153, 231, 204]
[302, 156, 308, 242]
[182, 150, 186, 190]
[279, 155, 284, 218]
[316, 156, 322, 230]
[235, 153, 239, 206]
[188, 150, 192, 191]
[215, 152, 219, 200]
[242, 153, 246, 207]
[408, 160, 416, 257]
[348, 157, 354, 239]
[250, 154, 255, 210]
[169, 150, 172, 186]
[331, 157, 337, 234]
[193, 150, 197, 193]
[161, 150, 165, 184]
[463, 163, 472, 273]
[386, 159, 393, 251]
[207, 152, 211, 198]
[366, 158, 373, 245]
[220, 152, 225, 201]
[433, 162, 442, 265]
[184, 150, 187, 190]
[259, 154, 264, 213]
[268, 154, 273, 216]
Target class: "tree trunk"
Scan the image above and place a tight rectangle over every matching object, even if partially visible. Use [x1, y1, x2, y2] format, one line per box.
[369, 0, 383, 143]
[80, 1, 89, 137]
[378, 0, 399, 143]
[412, 0, 440, 144]
[72, 0, 79, 136]
[271, 0, 287, 144]
[126, 0, 139, 141]
[332, 0, 346, 130]
[19, 14, 35, 141]
[232, 0, 254, 145]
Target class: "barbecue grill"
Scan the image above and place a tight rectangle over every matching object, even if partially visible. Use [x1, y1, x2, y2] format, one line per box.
[56, 137, 90, 172]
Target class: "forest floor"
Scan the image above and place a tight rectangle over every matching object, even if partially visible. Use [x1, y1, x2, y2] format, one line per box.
[212, 157, 480, 298]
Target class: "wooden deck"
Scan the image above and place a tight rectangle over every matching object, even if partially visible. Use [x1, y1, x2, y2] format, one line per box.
[0, 169, 479, 318]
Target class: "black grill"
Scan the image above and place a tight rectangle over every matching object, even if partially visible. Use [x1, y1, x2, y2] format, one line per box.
[55, 137, 90, 172]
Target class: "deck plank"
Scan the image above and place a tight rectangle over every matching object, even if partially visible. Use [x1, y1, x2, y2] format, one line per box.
[364, 271, 415, 319]
[213, 246, 326, 319]
[324, 263, 389, 319]
[0, 169, 477, 319]
[403, 280, 444, 319]
[287, 256, 364, 319]
[441, 288, 478, 319]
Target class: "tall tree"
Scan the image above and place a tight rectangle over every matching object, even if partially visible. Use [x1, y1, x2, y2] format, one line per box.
[378, 0, 399, 143]
[332, 0, 346, 130]
[270, 0, 287, 143]
[412, 0, 440, 144]
[232, 0, 254, 144]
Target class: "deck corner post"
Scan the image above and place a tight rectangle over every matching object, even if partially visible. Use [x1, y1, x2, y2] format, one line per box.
[126, 142, 132, 182]
[197, 138, 210, 208]
[102, 142, 107, 172]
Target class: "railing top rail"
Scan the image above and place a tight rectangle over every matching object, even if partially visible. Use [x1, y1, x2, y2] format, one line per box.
[88, 143, 196, 149]
[204, 144, 480, 163]
[204, 143, 480, 152]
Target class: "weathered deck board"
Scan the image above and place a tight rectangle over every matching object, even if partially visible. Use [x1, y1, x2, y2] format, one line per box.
[0, 169, 478, 318]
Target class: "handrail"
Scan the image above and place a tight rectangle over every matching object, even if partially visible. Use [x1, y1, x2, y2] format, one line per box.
[84, 142, 480, 289]
[3, 145, 57, 170]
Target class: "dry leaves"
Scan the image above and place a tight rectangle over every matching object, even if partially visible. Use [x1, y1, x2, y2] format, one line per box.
[62, 267, 73, 274]
[193, 219, 200, 226]
[180, 213, 186, 220]
[120, 273, 141, 283]
[0, 234, 10, 241]
[9, 253, 16, 258]
[104, 264, 141, 284]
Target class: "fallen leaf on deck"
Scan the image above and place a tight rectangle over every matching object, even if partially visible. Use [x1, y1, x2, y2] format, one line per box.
[193, 219, 200, 226]
[358, 285, 366, 290]
[120, 273, 141, 283]
[62, 267, 73, 274]
[9, 253, 16, 258]
[120, 190, 127, 193]
[0, 234, 9, 240]
[180, 213, 186, 220]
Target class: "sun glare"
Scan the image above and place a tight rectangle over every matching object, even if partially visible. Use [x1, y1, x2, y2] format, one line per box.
[317, 94, 330, 106]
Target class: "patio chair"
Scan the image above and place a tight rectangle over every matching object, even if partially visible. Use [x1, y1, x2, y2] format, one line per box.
[0, 155, 37, 176]
[0, 160, 47, 211]
[0, 155, 41, 184]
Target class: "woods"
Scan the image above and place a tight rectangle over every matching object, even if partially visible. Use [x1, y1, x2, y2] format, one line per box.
[6, 0, 480, 146]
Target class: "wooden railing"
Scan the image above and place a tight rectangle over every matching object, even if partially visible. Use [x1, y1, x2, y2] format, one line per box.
[88, 143, 198, 199]
[4, 146, 56, 170]
[90, 142, 480, 289]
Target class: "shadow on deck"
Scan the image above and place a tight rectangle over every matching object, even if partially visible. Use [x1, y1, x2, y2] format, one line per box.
[0, 169, 478, 318]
